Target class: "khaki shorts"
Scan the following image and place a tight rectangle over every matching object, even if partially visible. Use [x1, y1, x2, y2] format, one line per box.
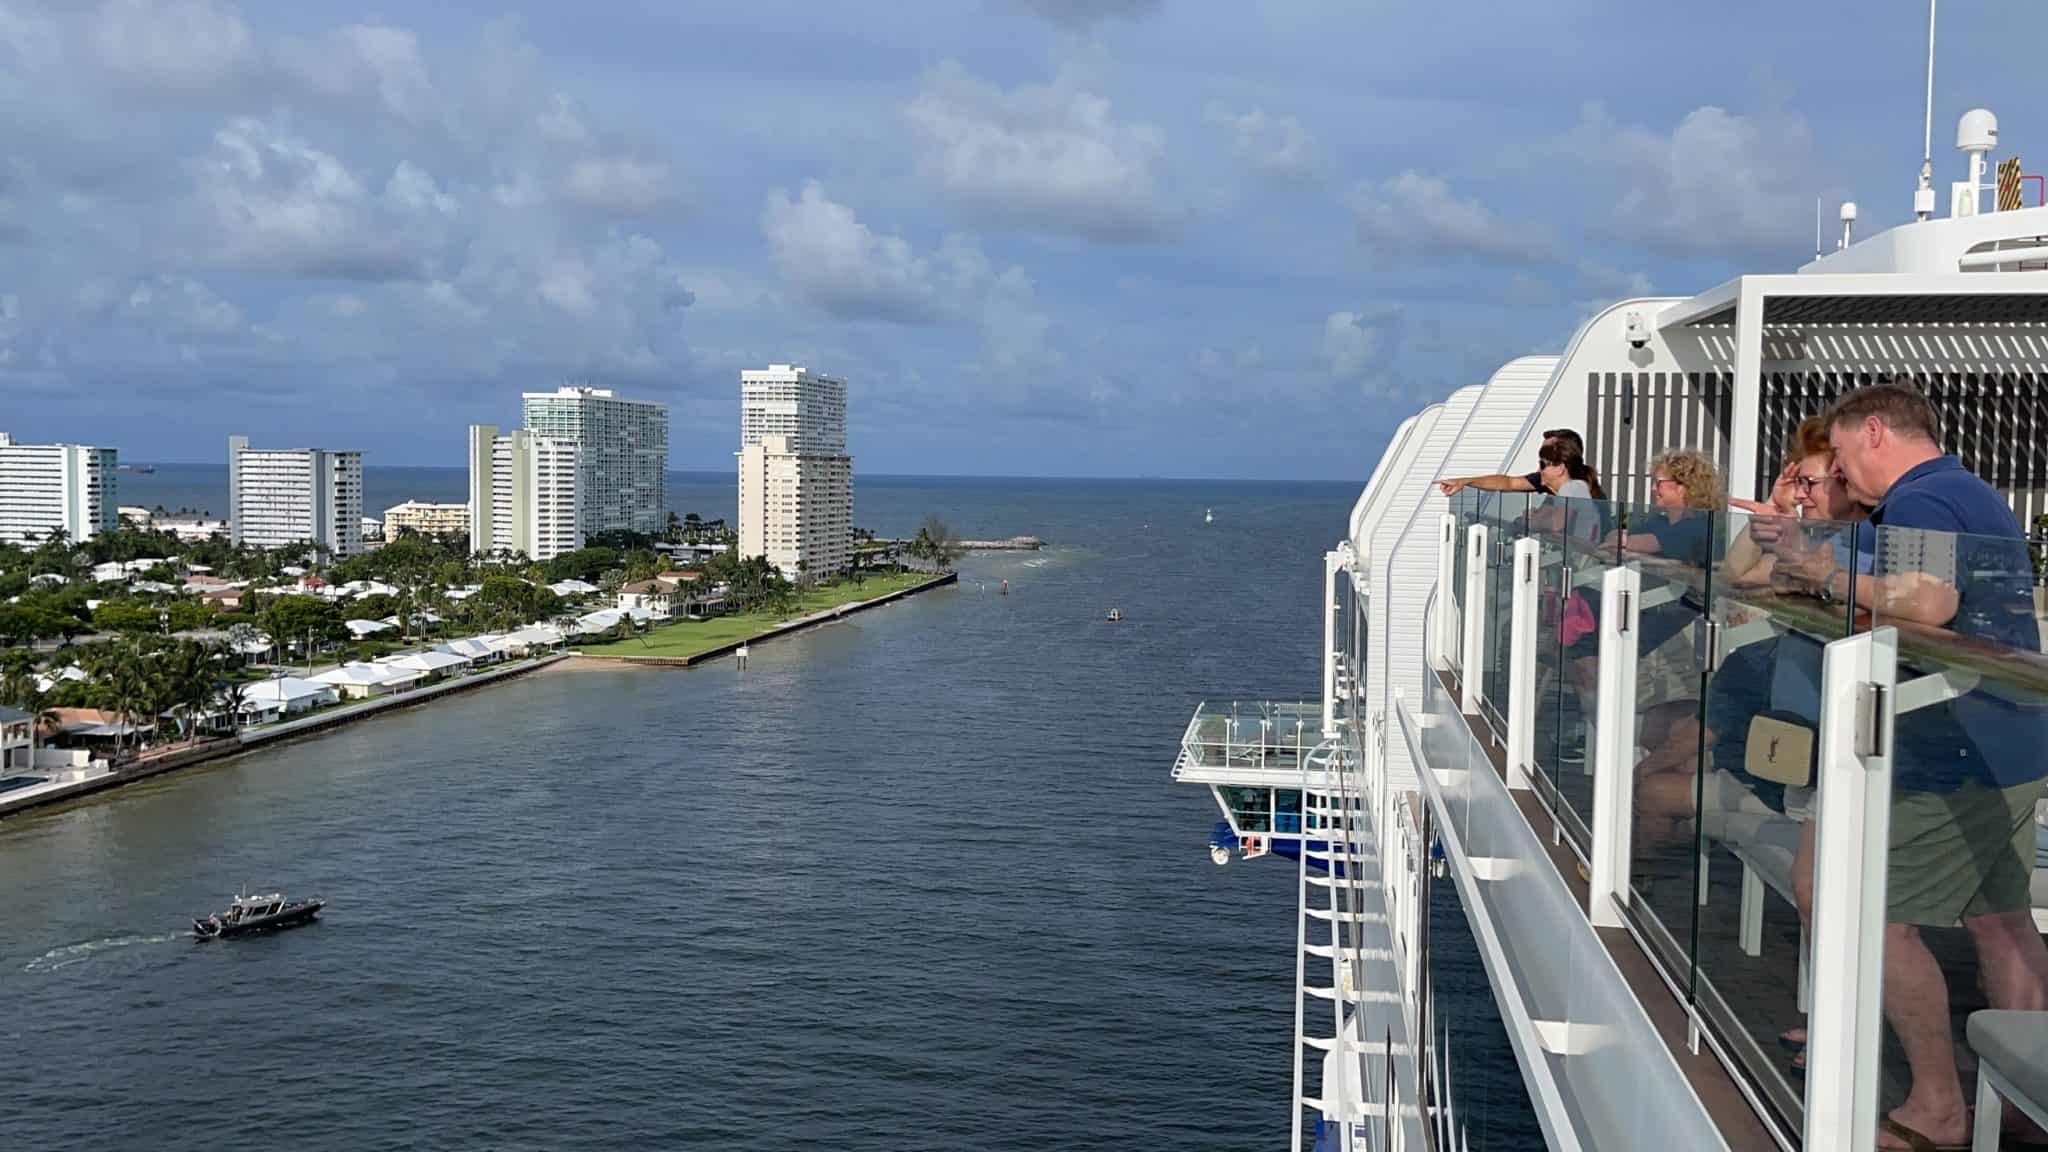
[1887, 778, 2047, 926]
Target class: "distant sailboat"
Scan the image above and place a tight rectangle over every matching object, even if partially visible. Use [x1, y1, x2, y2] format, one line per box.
[1204, 508, 1214, 525]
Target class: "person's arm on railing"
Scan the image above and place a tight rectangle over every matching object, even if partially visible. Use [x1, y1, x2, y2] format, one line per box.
[1437, 474, 1538, 496]
[1775, 537, 1960, 627]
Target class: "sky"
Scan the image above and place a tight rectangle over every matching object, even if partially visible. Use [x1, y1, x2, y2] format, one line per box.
[3, 1, 2047, 479]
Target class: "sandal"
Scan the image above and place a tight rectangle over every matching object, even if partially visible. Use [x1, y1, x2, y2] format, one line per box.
[1877, 1115, 1968, 1152]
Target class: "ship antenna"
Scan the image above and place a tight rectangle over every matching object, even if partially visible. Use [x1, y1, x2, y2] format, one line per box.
[1914, 0, 1938, 220]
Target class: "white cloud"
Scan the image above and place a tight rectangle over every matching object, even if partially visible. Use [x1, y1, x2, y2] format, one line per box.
[123, 273, 241, 334]
[906, 60, 1176, 243]
[1322, 311, 1380, 378]
[1353, 171, 1557, 264]
[1572, 101, 1815, 257]
[336, 24, 436, 123]
[190, 117, 424, 279]
[762, 182, 943, 322]
[1015, 0, 1162, 27]
[0, 14, 710, 409]
[564, 157, 675, 215]
[89, 0, 252, 88]
[1208, 105, 1314, 180]
[384, 161, 457, 216]
[1576, 260, 1653, 297]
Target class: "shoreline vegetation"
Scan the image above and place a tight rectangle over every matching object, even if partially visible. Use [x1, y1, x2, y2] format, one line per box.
[572, 569, 955, 665]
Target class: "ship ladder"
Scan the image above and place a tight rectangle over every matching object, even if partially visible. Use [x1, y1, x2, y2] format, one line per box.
[1293, 787, 1372, 1151]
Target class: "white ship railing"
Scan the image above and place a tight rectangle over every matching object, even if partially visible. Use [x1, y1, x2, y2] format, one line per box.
[1389, 487, 2048, 1151]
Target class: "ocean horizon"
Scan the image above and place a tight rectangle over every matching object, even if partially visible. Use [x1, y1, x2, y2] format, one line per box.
[113, 463, 1356, 540]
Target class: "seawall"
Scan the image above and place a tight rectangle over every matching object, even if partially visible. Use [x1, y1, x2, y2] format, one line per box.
[0, 652, 567, 821]
[572, 570, 959, 668]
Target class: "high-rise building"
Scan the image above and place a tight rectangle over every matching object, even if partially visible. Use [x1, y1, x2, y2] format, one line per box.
[467, 425, 582, 562]
[736, 365, 853, 581]
[738, 436, 854, 580]
[227, 437, 363, 557]
[520, 386, 667, 539]
[0, 433, 118, 545]
[741, 364, 847, 454]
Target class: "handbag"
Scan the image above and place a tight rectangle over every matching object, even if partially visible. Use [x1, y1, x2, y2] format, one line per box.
[1561, 593, 1596, 646]
[1744, 711, 1816, 788]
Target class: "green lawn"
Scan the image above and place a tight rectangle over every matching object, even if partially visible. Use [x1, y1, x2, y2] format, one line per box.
[575, 571, 940, 660]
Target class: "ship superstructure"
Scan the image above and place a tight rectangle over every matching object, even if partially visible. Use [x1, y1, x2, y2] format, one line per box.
[1183, 105, 2048, 1150]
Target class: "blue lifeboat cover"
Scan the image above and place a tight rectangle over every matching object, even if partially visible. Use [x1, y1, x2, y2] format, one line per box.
[1208, 820, 1238, 850]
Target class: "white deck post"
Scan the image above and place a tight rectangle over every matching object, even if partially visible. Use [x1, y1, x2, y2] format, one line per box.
[1460, 523, 1489, 716]
[1434, 514, 1458, 670]
[1505, 537, 1540, 791]
[1323, 550, 1343, 738]
[1802, 627, 1897, 1152]
[1727, 280, 1764, 502]
[1589, 565, 1641, 928]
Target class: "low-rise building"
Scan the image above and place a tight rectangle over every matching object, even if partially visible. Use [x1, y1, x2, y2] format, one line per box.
[0, 705, 31, 772]
[378, 650, 466, 683]
[157, 515, 230, 542]
[383, 500, 469, 539]
[310, 662, 422, 700]
[239, 676, 339, 722]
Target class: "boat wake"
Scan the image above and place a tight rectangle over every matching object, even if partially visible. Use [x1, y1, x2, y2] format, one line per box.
[24, 933, 186, 973]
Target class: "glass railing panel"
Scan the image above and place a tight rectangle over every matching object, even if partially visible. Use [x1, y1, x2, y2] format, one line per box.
[1619, 501, 1716, 983]
[1545, 498, 1618, 848]
[1690, 506, 1863, 1128]
[1871, 522, 2048, 1144]
[1450, 490, 1479, 676]
[1484, 493, 1528, 741]
[1419, 623, 1473, 845]
[1530, 506, 1568, 827]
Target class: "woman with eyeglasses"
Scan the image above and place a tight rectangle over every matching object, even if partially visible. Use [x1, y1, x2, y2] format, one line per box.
[1725, 416, 1876, 588]
[1614, 448, 1722, 563]
[1701, 417, 1875, 1076]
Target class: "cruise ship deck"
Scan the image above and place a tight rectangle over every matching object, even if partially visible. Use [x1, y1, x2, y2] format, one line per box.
[1181, 113, 2048, 1151]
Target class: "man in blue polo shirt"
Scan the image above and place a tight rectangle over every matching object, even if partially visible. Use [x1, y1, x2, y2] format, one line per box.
[1793, 382, 2048, 1149]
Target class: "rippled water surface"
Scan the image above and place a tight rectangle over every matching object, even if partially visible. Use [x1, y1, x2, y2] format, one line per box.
[0, 478, 1350, 1150]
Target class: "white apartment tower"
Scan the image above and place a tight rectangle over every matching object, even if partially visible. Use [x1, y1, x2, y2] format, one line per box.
[737, 365, 853, 581]
[0, 433, 119, 545]
[467, 425, 582, 562]
[227, 437, 363, 557]
[520, 386, 667, 539]
[741, 364, 847, 454]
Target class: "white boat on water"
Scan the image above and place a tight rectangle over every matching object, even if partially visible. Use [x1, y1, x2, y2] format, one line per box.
[1205, 508, 1214, 525]
[1177, 88, 2048, 1151]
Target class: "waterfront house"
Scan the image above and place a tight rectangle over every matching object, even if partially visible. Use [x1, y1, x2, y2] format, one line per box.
[239, 676, 337, 723]
[614, 579, 674, 619]
[0, 706, 30, 772]
[44, 708, 143, 748]
[433, 637, 500, 666]
[489, 625, 563, 656]
[311, 662, 423, 700]
[378, 650, 466, 683]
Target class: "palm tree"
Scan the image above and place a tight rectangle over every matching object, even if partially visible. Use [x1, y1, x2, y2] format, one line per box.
[217, 679, 251, 737]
